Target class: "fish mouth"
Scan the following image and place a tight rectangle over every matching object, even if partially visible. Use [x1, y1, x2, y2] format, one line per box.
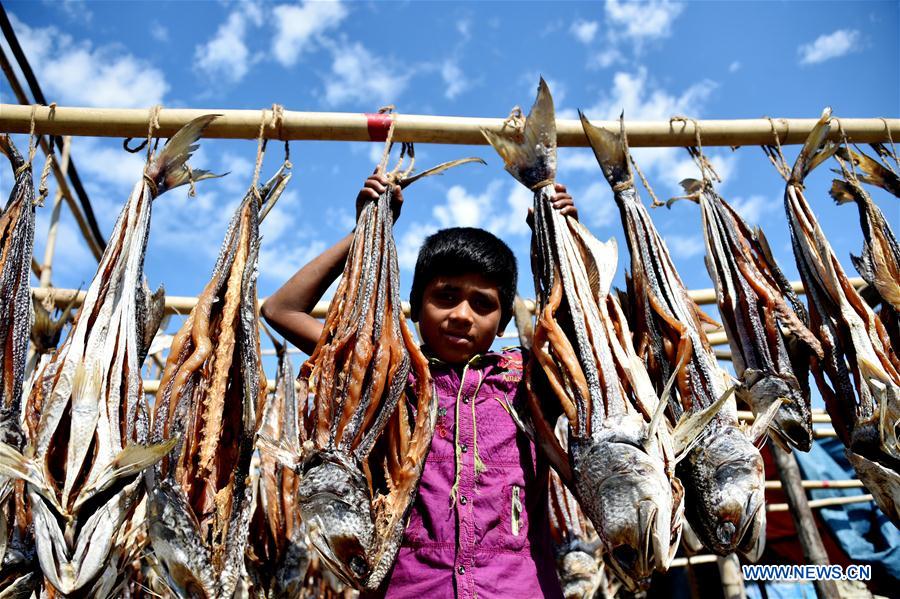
[770, 413, 812, 452]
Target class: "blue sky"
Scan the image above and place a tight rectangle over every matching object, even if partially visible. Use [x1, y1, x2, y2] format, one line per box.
[1, 0, 898, 382]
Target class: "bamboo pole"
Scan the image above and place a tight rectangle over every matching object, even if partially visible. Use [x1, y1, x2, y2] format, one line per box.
[717, 554, 746, 599]
[766, 494, 874, 512]
[737, 410, 833, 424]
[764, 479, 865, 490]
[771, 444, 840, 599]
[40, 135, 71, 287]
[2, 104, 898, 147]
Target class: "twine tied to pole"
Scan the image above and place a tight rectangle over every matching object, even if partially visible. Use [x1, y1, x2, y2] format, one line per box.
[15, 104, 39, 177]
[141, 105, 163, 197]
[376, 105, 397, 176]
[762, 116, 790, 182]
[620, 119, 662, 207]
[250, 104, 285, 203]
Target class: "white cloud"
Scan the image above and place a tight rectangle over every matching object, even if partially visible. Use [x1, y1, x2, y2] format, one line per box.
[558, 148, 600, 173]
[69, 137, 146, 191]
[573, 182, 617, 228]
[798, 29, 860, 65]
[323, 42, 410, 107]
[272, 0, 348, 67]
[259, 241, 328, 282]
[727, 194, 777, 225]
[604, 0, 684, 44]
[570, 20, 599, 44]
[665, 233, 704, 259]
[591, 47, 623, 69]
[5, 16, 168, 108]
[194, 5, 263, 83]
[150, 21, 169, 43]
[441, 61, 469, 100]
[457, 19, 472, 40]
[728, 61, 741, 73]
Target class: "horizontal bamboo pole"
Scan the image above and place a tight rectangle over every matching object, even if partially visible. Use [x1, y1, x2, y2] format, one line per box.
[764, 479, 865, 490]
[767, 494, 873, 512]
[737, 410, 832, 424]
[671, 554, 720, 567]
[2, 104, 898, 147]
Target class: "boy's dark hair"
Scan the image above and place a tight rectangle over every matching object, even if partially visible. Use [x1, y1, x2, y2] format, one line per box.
[409, 227, 518, 330]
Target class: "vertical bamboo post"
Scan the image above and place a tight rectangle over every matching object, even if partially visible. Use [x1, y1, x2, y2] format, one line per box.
[771, 444, 841, 599]
[40, 135, 71, 288]
[717, 555, 746, 599]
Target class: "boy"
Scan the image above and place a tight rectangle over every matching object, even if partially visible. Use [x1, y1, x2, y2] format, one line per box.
[263, 174, 577, 598]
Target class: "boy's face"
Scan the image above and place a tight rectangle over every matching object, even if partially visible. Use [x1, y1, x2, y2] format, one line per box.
[417, 273, 503, 364]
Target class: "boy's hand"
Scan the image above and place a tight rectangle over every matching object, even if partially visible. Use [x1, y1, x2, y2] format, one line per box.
[356, 172, 404, 224]
[526, 183, 579, 229]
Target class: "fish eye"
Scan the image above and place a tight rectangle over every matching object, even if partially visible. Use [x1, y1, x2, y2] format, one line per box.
[349, 554, 368, 578]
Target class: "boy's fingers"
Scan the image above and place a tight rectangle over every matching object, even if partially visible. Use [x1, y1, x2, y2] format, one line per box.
[554, 183, 568, 194]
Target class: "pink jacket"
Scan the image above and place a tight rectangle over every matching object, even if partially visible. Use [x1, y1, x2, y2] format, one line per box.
[381, 348, 563, 598]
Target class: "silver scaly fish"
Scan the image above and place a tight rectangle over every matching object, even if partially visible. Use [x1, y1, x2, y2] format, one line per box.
[484, 81, 712, 590]
[147, 165, 289, 598]
[0, 116, 221, 596]
[581, 114, 770, 560]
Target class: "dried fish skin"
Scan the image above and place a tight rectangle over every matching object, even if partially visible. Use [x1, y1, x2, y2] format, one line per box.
[0, 117, 220, 597]
[148, 167, 285, 599]
[295, 173, 435, 591]
[785, 110, 900, 526]
[485, 81, 684, 591]
[834, 146, 900, 198]
[676, 178, 820, 451]
[245, 338, 308, 598]
[580, 114, 767, 560]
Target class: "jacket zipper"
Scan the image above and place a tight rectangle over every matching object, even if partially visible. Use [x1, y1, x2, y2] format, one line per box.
[511, 485, 522, 536]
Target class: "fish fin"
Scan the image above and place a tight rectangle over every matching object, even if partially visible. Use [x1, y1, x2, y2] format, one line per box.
[482, 78, 556, 188]
[74, 438, 177, 510]
[579, 110, 632, 188]
[746, 397, 784, 448]
[256, 432, 303, 471]
[829, 179, 858, 205]
[672, 386, 735, 463]
[644, 354, 682, 448]
[145, 114, 225, 197]
[258, 166, 293, 222]
[398, 157, 486, 189]
[571, 222, 617, 299]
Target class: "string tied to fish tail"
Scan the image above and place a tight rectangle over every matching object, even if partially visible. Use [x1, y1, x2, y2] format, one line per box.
[832, 117, 860, 182]
[376, 105, 397, 176]
[628, 152, 662, 208]
[876, 117, 899, 173]
[140, 105, 163, 196]
[36, 149, 54, 206]
[14, 104, 39, 176]
[761, 116, 790, 182]
[530, 179, 555, 191]
[672, 115, 721, 184]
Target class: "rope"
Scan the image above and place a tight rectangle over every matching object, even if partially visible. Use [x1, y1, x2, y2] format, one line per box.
[21, 104, 38, 170]
[250, 107, 269, 198]
[629, 154, 662, 208]
[834, 117, 859, 182]
[376, 105, 396, 175]
[671, 116, 721, 184]
[145, 104, 161, 163]
[762, 116, 790, 182]
[878, 117, 899, 172]
[36, 150, 53, 206]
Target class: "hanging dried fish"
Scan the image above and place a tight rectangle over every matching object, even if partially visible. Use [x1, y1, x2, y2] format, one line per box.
[0, 115, 221, 597]
[147, 164, 289, 598]
[484, 80, 695, 590]
[245, 335, 309, 598]
[834, 146, 900, 197]
[0, 135, 38, 599]
[581, 114, 770, 560]
[291, 143, 481, 591]
[785, 109, 900, 526]
[669, 176, 823, 451]
[830, 168, 900, 351]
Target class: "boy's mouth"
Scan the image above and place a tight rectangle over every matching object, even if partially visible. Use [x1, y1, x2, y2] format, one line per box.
[442, 331, 472, 346]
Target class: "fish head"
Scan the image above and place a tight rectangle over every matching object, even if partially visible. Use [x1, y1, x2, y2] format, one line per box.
[297, 450, 376, 588]
[570, 416, 676, 591]
[681, 423, 766, 559]
[741, 369, 812, 452]
[559, 549, 602, 599]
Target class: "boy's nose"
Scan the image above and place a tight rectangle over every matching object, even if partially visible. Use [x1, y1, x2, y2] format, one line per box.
[448, 301, 474, 324]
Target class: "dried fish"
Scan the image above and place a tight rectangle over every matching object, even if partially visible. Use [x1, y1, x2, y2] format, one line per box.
[292, 148, 479, 591]
[484, 81, 693, 591]
[0, 135, 37, 599]
[581, 114, 769, 560]
[784, 109, 900, 525]
[834, 146, 900, 197]
[669, 176, 822, 451]
[245, 335, 308, 598]
[147, 165, 289, 598]
[0, 115, 220, 596]
[830, 168, 900, 351]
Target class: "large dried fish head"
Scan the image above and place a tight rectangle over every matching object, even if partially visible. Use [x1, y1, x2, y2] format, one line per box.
[739, 369, 812, 452]
[298, 450, 376, 588]
[570, 414, 676, 590]
[846, 449, 900, 524]
[482, 78, 557, 189]
[681, 424, 765, 559]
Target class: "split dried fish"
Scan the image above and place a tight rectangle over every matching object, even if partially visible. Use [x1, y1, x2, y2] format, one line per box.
[147, 165, 288, 598]
[581, 115, 769, 560]
[830, 162, 900, 351]
[245, 335, 309, 598]
[834, 146, 900, 198]
[0, 115, 221, 596]
[0, 135, 37, 599]
[484, 80, 693, 590]
[784, 109, 900, 526]
[292, 148, 480, 591]
[669, 176, 822, 451]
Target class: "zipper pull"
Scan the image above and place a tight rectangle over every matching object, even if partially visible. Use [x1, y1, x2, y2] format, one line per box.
[511, 485, 522, 536]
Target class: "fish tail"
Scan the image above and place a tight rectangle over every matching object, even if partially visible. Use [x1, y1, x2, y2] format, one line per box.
[579, 111, 632, 189]
[0, 135, 24, 171]
[790, 108, 837, 183]
[144, 114, 225, 197]
[481, 78, 556, 188]
[72, 361, 102, 406]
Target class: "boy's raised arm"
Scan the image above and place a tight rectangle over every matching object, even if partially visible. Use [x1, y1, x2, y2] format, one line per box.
[261, 174, 403, 355]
